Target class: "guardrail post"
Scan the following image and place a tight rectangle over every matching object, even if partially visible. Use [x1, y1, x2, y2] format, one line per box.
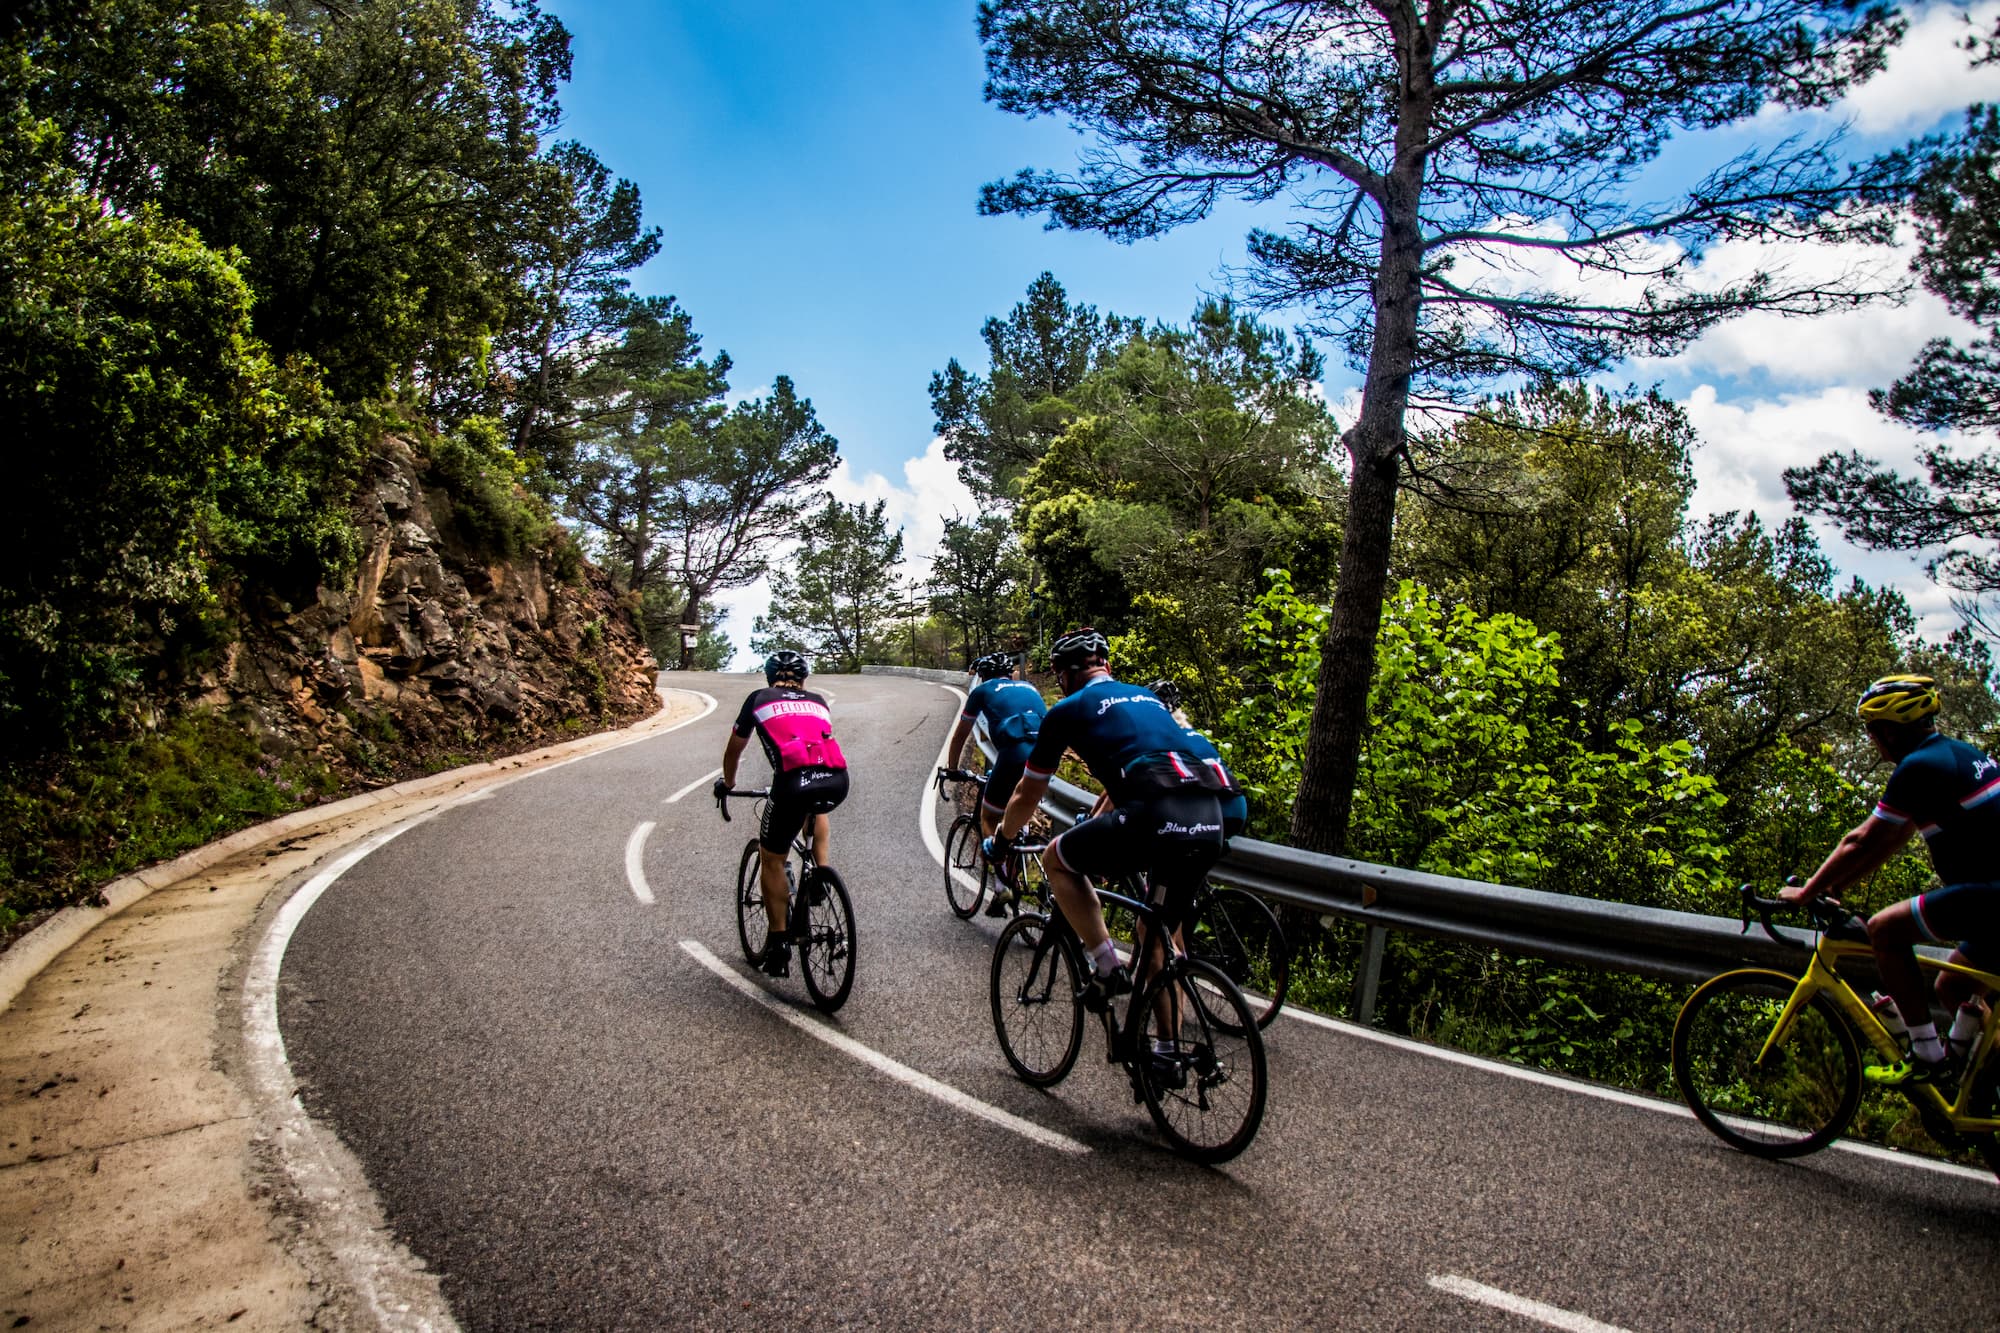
[1352, 923, 1387, 1025]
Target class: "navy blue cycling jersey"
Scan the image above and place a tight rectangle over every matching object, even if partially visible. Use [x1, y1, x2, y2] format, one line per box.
[1025, 675, 1229, 806]
[1873, 732, 2000, 885]
[961, 678, 1047, 747]
[1182, 726, 1248, 837]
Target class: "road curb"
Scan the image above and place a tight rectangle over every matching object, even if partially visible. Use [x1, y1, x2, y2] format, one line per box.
[0, 688, 706, 1013]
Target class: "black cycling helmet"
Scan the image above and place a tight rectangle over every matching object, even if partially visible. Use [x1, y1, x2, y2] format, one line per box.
[764, 650, 809, 685]
[1857, 674, 1939, 726]
[974, 652, 1013, 680]
[1147, 679, 1182, 712]
[1050, 627, 1110, 673]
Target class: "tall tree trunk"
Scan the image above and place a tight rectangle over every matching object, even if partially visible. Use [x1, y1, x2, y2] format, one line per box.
[1291, 447, 1401, 854]
[1290, 93, 1428, 854]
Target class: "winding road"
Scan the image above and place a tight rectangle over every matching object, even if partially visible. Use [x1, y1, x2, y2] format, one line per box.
[274, 672, 2000, 1330]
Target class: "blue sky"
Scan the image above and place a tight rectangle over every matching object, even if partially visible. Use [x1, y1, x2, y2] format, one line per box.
[549, 1, 2000, 659]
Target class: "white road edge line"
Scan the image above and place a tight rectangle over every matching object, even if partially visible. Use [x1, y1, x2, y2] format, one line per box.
[905, 707, 1991, 1188]
[240, 689, 724, 1333]
[1281, 1004, 1993, 1183]
[625, 821, 657, 904]
[679, 939, 1088, 1155]
[1429, 1275, 1630, 1333]
[666, 767, 725, 805]
[921, 685, 985, 899]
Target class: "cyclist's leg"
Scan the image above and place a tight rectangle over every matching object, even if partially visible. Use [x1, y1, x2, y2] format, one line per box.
[1044, 811, 1133, 952]
[760, 782, 812, 937]
[1909, 883, 2000, 1010]
[979, 745, 1030, 886]
[1866, 899, 1932, 1038]
[804, 768, 848, 868]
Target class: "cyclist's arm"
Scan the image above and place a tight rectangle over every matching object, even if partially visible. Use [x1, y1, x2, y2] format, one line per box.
[947, 714, 975, 769]
[1089, 791, 1113, 817]
[1784, 815, 1915, 903]
[720, 730, 750, 789]
[998, 771, 1049, 842]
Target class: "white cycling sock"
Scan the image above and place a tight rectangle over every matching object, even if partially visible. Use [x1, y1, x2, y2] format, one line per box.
[1907, 1021, 1946, 1063]
[1087, 939, 1120, 977]
[1950, 1003, 1984, 1057]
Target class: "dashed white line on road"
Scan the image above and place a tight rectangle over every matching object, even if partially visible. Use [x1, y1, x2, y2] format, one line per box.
[666, 767, 724, 804]
[1429, 1275, 1629, 1332]
[625, 821, 658, 904]
[680, 938, 1089, 1156]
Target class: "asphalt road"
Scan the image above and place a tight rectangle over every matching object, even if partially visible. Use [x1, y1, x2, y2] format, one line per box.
[278, 672, 2000, 1331]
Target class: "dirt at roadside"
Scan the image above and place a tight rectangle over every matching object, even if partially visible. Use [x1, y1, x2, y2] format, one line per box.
[0, 689, 710, 1332]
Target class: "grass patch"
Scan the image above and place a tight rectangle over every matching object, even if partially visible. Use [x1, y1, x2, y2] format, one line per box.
[0, 711, 338, 933]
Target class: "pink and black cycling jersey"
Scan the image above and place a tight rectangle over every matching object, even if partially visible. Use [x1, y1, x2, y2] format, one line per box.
[1871, 732, 2000, 885]
[733, 686, 847, 773]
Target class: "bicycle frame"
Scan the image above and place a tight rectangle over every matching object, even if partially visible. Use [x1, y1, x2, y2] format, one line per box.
[1761, 936, 2000, 1132]
[1015, 865, 1182, 1068]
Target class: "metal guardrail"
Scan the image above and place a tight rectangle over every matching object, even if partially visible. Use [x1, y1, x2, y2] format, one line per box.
[865, 663, 1832, 1022]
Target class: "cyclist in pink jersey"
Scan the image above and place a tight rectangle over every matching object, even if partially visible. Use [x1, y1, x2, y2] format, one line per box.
[715, 651, 848, 976]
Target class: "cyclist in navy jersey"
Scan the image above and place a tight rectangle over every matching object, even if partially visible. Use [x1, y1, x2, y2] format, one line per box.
[985, 628, 1228, 1007]
[1783, 675, 2000, 1084]
[1148, 680, 1248, 843]
[714, 651, 848, 977]
[946, 652, 1047, 914]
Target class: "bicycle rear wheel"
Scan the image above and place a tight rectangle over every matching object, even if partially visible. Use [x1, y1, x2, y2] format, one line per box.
[990, 914, 1084, 1086]
[1186, 886, 1289, 1033]
[797, 865, 856, 1013]
[1672, 968, 1861, 1158]
[735, 839, 768, 964]
[1137, 958, 1267, 1164]
[943, 814, 988, 919]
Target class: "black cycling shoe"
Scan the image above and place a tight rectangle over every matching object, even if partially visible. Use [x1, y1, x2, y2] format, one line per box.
[1080, 967, 1133, 1013]
[1147, 1050, 1189, 1092]
[982, 887, 1014, 918]
[760, 937, 792, 978]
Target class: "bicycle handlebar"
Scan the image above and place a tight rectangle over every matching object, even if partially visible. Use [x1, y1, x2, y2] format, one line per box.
[714, 786, 770, 824]
[1736, 882, 1860, 949]
[934, 766, 983, 795]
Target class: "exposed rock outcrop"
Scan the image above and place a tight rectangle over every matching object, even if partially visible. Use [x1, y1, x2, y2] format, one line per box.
[202, 436, 658, 781]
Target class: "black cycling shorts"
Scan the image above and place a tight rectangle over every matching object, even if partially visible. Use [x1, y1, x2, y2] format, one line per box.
[982, 741, 1035, 816]
[1050, 791, 1224, 928]
[760, 766, 849, 854]
[1912, 881, 2000, 970]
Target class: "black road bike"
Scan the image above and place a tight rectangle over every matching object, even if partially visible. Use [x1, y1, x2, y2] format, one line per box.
[718, 787, 855, 1013]
[989, 847, 1268, 1163]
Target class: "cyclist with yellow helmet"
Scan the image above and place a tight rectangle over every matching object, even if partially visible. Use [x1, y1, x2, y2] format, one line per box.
[1783, 675, 2000, 1085]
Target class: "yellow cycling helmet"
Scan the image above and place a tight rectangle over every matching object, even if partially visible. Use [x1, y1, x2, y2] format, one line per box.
[1857, 674, 1940, 725]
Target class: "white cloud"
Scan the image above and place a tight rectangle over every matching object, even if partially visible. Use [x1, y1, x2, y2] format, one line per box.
[1679, 383, 1963, 628]
[707, 438, 978, 671]
[1838, 2, 2000, 135]
[825, 435, 978, 578]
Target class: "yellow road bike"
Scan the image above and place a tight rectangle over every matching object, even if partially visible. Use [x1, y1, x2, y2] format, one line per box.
[1672, 887, 2000, 1178]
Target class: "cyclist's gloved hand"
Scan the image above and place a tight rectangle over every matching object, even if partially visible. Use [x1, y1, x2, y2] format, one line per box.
[981, 833, 1014, 864]
[712, 778, 731, 801]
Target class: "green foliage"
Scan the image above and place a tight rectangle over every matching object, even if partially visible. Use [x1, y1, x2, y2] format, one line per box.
[753, 498, 907, 672]
[424, 416, 549, 561]
[929, 271, 1135, 501]
[0, 711, 338, 929]
[1224, 575, 1733, 910]
[568, 301, 838, 666]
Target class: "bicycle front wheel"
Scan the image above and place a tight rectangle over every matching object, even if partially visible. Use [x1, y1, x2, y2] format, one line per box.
[943, 814, 988, 919]
[735, 839, 768, 964]
[990, 914, 1084, 1086]
[1186, 887, 1289, 1032]
[1138, 958, 1267, 1164]
[798, 865, 856, 1013]
[1673, 968, 1861, 1158]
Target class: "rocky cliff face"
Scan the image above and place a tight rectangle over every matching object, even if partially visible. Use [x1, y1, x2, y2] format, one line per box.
[203, 436, 658, 781]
